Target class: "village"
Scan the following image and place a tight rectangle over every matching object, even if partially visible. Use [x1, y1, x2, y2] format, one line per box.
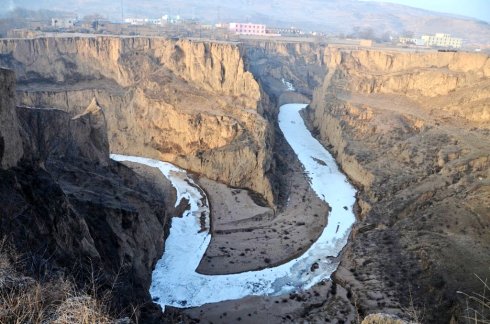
[2, 11, 475, 51]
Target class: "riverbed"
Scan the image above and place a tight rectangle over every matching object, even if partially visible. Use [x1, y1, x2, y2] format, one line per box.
[110, 103, 356, 310]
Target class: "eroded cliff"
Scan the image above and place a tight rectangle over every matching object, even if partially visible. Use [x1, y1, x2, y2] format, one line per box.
[0, 68, 177, 321]
[2, 36, 489, 323]
[305, 48, 490, 323]
[0, 36, 274, 204]
[322, 48, 490, 123]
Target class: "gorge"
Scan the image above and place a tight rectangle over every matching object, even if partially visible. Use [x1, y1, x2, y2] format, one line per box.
[0, 36, 489, 323]
[111, 102, 356, 310]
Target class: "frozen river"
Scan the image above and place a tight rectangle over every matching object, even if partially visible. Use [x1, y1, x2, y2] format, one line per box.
[110, 103, 356, 310]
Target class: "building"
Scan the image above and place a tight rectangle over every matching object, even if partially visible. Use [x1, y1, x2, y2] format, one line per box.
[266, 27, 302, 36]
[399, 37, 425, 46]
[124, 16, 180, 26]
[229, 23, 266, 36]
[421, 33, 462, 48]
[146, 18, 161, 25]
[51, 18, 76, 29]
[124, 18, 160, 25]
[124, 18, 146, 25]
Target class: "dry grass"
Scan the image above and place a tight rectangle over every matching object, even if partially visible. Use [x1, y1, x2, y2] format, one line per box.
[401, 286, 424, 323]
[458, 273, 490, 324]
[0, 238, 114, 324]
[53, 296, 112, 324]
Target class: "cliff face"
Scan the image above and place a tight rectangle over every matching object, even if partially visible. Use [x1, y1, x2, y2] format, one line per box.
[1, 37, 259, 100]
[0, 37, 273, 203]
[0, 69, 173, 319]
[324, 49, 490, 123]
[306, 48, 490, 323]
[242, 41, 326, 114]
[0, 68, 23, 169]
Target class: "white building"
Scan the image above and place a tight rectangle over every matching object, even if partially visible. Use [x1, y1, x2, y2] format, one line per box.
[421, 33, 462, 48]
[146, 18, 161, 25]
[51, 18, 75, 29]
[399, 37, 426, 46]
[124, 18, 146, 25]
[124, 16, 176, 26]
[229, 23, 266, 35]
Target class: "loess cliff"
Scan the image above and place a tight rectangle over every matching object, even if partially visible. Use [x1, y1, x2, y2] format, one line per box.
[232, 44, 489, 322]
[305, 48, 490, 323]
[0, 36, 274, 204]
[0, 68, 176, 321]
[1, 35, 489, 323]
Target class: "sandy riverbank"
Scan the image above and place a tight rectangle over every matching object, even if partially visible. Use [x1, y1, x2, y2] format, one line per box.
[178, 279, 356, 323]
[196, 132, 329, 274]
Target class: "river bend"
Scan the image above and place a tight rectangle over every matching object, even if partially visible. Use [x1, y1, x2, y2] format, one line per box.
[110, 103, 356, 309]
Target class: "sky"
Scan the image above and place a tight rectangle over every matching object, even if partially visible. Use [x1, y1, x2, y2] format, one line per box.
[365, 0, 490, 22]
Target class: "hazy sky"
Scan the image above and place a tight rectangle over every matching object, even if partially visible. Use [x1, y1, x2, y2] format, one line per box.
[2, 0, 490, 25]
[366, 0, 490, 22]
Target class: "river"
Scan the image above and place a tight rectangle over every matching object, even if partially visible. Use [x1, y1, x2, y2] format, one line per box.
[110, 103, 356, 310]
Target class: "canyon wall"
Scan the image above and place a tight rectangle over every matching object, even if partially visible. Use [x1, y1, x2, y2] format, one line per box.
[0, 68, 175, 320]
[1, 37, 260, 101]
[241, 41, 326, 115]
[0, 68, 23, 169]
[2, 36, 489, 322]
[306, 48, 490, 323]
[0, 36, 274, 203]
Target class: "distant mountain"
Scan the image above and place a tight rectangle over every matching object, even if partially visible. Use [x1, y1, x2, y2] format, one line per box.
[2, 0, 490, 46]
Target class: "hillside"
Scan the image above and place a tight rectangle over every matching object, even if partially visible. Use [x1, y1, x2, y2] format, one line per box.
[2, 0, 490, 47]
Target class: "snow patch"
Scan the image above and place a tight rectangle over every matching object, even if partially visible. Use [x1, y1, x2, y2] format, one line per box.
[282, 78, 295, 91]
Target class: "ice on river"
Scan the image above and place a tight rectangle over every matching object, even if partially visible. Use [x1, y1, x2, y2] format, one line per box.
[110, 103, 356, 310]
[281, 78, 295, 91]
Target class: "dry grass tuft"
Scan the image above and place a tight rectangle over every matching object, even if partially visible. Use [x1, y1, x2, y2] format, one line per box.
[0, 238, 114, 324]
[458, 273, 490, 324]
[53, 296, 112, 324]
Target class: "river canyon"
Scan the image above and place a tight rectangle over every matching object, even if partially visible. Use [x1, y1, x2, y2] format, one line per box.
[0, 36, 489, 323]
